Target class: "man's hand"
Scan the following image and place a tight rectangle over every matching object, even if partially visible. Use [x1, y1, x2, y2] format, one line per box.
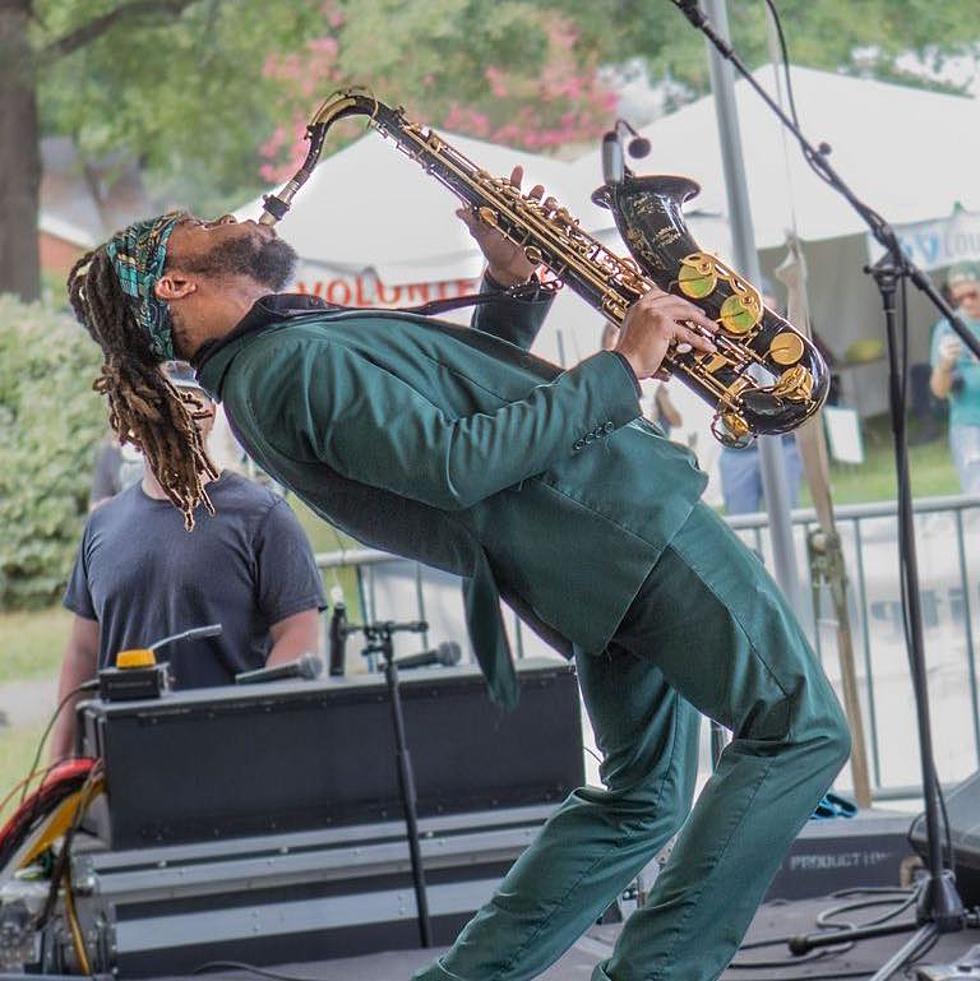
[615, 289, 719, 380]
[456, 165, 549, 288]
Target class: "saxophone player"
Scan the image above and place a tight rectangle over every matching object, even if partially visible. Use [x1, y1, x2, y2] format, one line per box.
[67, 167, 849, 981]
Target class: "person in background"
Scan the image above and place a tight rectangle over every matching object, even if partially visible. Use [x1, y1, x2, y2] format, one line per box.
[50, 361, 326, 761]
[930, 261, 980, 495]
[88, 434, 143, 510]
[718, 280, 805, 515]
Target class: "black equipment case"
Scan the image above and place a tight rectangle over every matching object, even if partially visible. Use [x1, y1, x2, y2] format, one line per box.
[68, 659, 583, 976]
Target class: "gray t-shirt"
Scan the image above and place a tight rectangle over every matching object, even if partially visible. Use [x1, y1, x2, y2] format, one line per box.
[64, 472, 326, 688]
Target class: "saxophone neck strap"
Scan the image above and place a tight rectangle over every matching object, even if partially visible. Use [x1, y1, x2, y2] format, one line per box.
[390, 278, 553, 317]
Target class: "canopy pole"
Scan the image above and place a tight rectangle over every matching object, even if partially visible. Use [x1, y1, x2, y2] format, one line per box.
[701, 0, 802, 617]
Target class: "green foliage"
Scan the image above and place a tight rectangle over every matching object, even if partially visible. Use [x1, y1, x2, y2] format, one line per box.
[28, 0, 978, 217]
[560, 0, 979, 96]
[0, 295, 104, 610]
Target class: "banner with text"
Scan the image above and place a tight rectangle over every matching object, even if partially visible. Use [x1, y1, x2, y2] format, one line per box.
[866, 209, 980, 272]
[293, 267, 481, 309]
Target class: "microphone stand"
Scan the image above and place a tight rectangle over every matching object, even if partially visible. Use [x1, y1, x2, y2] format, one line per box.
[347, 618, 432, 948]
[669, 2, 977, 976]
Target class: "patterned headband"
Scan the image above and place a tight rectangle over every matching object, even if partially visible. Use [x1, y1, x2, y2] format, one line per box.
[105, 212, 183, 360]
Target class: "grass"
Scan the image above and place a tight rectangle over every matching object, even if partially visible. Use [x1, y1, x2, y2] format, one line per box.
[0, 607, 72, 685]
[801, 415, 959, 508]
[0, 723, 45, 823]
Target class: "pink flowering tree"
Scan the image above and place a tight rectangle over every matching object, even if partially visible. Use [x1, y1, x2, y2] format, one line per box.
[259, 9, 616, 183]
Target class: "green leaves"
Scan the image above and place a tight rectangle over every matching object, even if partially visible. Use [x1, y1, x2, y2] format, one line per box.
[0, 296, 104, 610]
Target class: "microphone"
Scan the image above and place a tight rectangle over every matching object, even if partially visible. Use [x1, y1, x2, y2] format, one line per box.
[327, 592, 347, 678]
[235, 652, 323, 685]
[601, 131, 624, 186]
[602, 120, 651, 186]
[620, 120, 651, 160]
[394, 641, 462, 671]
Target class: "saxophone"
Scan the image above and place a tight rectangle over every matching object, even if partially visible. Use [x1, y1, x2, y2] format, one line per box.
[258, 90, 829, 444]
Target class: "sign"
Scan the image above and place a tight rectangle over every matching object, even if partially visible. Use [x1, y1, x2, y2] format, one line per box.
[823, 406, 864, 464]
[293, 268, 481, 309]
[866, 208, 980, 272]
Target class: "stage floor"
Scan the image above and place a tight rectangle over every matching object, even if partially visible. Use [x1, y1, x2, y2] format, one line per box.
[165, 894, 980, 980]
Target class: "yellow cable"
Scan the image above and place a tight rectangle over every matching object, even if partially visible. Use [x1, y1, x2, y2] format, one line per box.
[62, 866, 92, 975]
[57, 768, 103, 976]
[17, 778, 105, 869]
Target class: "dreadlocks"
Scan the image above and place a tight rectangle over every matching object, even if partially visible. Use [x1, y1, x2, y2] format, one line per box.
[67, 248, 218, 530]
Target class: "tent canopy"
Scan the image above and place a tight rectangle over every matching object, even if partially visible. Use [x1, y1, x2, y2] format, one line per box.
[571, 65, 980, 249]
[235, 128, 580, 283]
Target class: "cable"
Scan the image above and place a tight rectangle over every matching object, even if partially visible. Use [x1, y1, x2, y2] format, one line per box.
[730, 887, 917, 974]
[0, 760, 66, 818]
[36, 762, 104, 933]
[62, 862, 92, 975]
[193, 961, 322, 981]
[19, 680, 97, 806]
[761, 0, 800, 128]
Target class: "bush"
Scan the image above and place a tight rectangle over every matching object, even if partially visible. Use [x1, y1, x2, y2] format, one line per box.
[0, 295, 105, 610]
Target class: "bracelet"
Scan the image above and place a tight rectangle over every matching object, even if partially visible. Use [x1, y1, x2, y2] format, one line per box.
[485, 269, 535, 292]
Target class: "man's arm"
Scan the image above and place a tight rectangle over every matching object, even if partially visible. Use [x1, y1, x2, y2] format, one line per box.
[300, 340, 643, 511]
[49, 616, 99, 763]
[289, 290, 716, 511]
[252, 496, 327, 664]
[266, 609, 321, 667]
[470, 273, 554, 351]
[931, 330, 961, 399]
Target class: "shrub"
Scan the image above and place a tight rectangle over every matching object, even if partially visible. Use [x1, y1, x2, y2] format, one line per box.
[0, 295, 105, 610]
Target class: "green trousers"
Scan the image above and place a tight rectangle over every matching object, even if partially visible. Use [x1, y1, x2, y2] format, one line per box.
[414, 502, 850, 981]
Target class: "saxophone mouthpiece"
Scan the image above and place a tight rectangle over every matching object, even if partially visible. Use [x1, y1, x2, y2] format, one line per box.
[259, 193, 290, 227]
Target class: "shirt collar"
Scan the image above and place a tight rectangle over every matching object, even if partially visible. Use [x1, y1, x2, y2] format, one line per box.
[193, 293, 337, 400]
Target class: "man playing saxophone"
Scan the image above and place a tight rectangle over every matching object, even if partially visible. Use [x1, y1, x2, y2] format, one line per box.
[67, 165, 849, 981]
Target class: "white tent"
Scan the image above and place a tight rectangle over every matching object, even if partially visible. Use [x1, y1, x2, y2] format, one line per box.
[235, 128, 578, 287]
[571, 65, 980, 418]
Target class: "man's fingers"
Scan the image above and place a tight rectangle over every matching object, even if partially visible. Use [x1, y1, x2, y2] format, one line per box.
[639, 290, 719, 335]
[676, 323, 717, 354]
[509, 165, 524, 189]
[528, 183, 546, 201]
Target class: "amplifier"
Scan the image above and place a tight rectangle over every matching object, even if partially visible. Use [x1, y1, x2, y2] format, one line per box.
[79, 657, 584, 849]
[766, 809, 916, 901]
[910, 770, 980, 905]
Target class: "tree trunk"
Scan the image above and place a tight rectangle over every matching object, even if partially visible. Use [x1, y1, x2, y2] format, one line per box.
[0, 0, 41, 302]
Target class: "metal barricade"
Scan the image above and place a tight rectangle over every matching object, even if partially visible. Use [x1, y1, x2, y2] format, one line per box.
[316, 494, 980, 799]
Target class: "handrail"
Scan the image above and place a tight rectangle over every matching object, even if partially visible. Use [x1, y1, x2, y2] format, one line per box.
[315, 494, 980, 567]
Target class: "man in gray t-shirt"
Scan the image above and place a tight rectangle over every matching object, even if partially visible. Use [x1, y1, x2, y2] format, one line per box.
[51, 364, 326, 760]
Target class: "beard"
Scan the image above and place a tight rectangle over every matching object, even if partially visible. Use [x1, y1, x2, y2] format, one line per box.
[181, 234, 299, 291]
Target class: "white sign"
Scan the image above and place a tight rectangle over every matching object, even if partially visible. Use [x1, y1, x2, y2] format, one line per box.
[823, 406, 865, 464]
[866, 209, 980, 272]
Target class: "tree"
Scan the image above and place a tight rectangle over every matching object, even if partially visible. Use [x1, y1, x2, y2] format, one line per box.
[3, 0, 977, 302]
[258, 5, 617, 182]
[559, 0, 978, 98]
[2, 0, 603, 300]
[1, 0, 324, 301]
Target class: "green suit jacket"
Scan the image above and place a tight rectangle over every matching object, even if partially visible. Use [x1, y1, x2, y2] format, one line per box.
[196, 289, 707, 707]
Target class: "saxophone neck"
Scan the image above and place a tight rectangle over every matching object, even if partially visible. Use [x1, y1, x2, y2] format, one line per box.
[258, 90, 388, 227]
